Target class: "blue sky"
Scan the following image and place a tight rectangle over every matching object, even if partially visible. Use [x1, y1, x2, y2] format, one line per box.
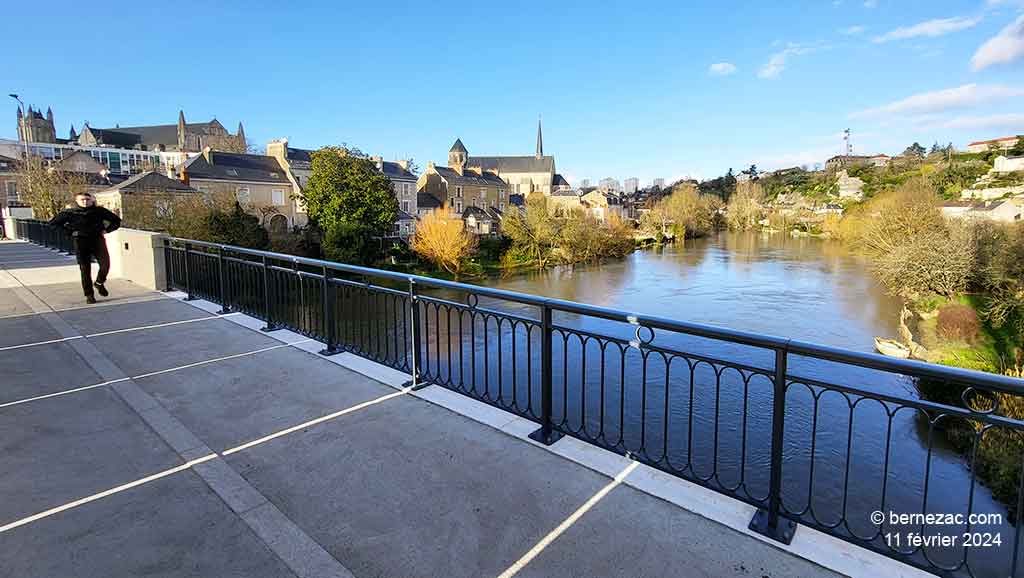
[4, 0, 1023, 186]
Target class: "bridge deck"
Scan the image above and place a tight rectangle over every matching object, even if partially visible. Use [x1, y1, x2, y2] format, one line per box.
[0, 239, 847, 578]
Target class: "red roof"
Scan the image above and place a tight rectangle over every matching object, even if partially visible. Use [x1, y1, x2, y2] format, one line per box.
[968, 136, 1019, 146]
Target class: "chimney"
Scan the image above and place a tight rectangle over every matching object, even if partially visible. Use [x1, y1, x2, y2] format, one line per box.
[179, 163, 189, 186]
[202, 146, 213, 164]
[166, 164, 175, 179]
[371, 155, 383, 170]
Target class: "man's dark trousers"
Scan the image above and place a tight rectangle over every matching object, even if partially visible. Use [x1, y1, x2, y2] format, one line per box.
[74, 235, 110, 298]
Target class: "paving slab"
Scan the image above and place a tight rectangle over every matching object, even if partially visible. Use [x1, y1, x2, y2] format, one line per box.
[0, 341, 101, 403]
[58, 297, 211, 336]
[0, 288, 32, 317]
[136, 345, 396, 452]
[0, 313, 60, 348]
[0, 470, 298, 578]
[226, 394, 618, 578]
[0, 387, 182, 523]
[519, 482, 841, 578]
[88, 316, 281, 376]
[13, 279, 154, 309]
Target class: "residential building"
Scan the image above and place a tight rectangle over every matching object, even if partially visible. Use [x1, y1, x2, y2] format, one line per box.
[652, 178, 665, 189]
[941, 199, 1023, 222]
[547, 189, 584, 216]
[552, 174, 572, 192]
[76, 111, 246, 153]
[579, 179, 591, 189]
[371, 156, 418, 238]
[598, 177, 620, 193]
[994, 155, 1024, 173]
[417, 161, 508, 219]
[869, 154, 891, 167]
[0, 154, 20, 207]
[266, 139, 312, 190]
[462, 206, 502, 236]
[53, 150, 127, 193]
[966, 136, 1021, 153]
[444, 119, 556, 196]
[181, 148, 305, 234]
[837, 170, 865, 199]
[581, 189, 625, 222]
[16, 106, 58, 143]
[93, 171, 200, 221]
[624, 177, 639, 194]
[416, 191, 443, 218]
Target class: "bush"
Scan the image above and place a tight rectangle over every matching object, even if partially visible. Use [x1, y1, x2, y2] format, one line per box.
[937, 304, 982, 344]
[203, 204, 269, 250]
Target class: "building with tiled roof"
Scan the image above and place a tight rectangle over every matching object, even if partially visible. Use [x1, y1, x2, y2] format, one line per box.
[444, 119, 557, 196]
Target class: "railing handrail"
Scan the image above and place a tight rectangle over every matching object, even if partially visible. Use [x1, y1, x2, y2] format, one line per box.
[159, 233, 1024, 395]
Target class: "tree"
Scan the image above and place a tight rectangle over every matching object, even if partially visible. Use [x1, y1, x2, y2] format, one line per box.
[15, 156, 87, 220]
[725, 180, 764, 230]
[203, 203, 270, 249]
[501, 196, 559, 268]
[411, 207, 476, 276]
[301, 146, 398, 264]
[643, 182, 716, 239]
[903, 142, 927, 158]
[1010, 136, 1024, 157]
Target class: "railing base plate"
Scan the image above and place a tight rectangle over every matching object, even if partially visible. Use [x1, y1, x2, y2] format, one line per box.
[217, 308, 231, 315]
[402, 379, 432, 391]
[748, 509, 796, 544]
[319, 347, 343, 357]
[528, 427, 565, 446]
[261, 325, 281, 332]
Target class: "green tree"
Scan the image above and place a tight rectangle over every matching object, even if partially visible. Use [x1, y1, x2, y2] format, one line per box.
[203, 203, 270, 249]
[501, 196, 559, 268]
[301, 146, 398, 264]
[1009, 136, 1024, 157]
[903, 142, 926, 158]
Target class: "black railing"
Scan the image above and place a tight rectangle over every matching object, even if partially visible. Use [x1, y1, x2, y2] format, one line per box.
[15, 220, 1024, 577]
[15, 218, 74, 254]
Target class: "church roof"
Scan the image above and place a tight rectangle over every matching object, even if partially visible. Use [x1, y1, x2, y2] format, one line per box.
[449, 139, 467, 153]
[185, 151, 290, 184]
[467, 155, 554, 174]
[85, 119, 228, 150]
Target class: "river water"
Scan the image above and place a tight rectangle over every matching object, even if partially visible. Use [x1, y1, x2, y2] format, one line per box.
[464, 231, 1017, 577]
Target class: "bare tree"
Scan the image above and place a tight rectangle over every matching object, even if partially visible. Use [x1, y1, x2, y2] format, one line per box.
[411, 207, 477, 276]
[15, 156, 87, 220]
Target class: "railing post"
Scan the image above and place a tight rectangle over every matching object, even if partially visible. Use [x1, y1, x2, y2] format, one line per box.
[529, 304, 564, 445]
[405, 278, 429, 390]
[260, 255, 279, 332]
[162, 238, 172, 292]
[319, 265, 341, 356]
[182, 242, 196, 301]
[216, 245, 230, 314]
[749, 345, 796, 544]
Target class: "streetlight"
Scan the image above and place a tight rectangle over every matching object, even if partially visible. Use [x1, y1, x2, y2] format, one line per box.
[8, 94, 30, 160]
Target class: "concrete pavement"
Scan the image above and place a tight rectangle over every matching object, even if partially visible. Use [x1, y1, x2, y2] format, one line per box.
[0, 240, 847, 578]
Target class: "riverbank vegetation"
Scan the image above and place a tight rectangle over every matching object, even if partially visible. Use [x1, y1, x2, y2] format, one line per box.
[639, 182, 722, 239]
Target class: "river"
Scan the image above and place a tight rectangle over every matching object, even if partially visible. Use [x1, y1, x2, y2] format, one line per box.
[463, 231, 1017, 577]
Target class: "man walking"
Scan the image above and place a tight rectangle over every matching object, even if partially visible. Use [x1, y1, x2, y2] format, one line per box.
[49, 192, 121, 304]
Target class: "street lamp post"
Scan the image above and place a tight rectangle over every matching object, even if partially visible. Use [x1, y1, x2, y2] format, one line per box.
[8, 94, 30, 160]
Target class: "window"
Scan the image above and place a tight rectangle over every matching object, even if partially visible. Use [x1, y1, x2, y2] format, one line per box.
[455, 186, 463, 198]
[480, 188, 486, 199]
[272, 188, 285, 206]
[6, 181, 16, 196]
[455, 200, 463, 213]
[499, 202, 505, 211]
[401, 200, 409, 212]
[236, 186, 250, 203]
[498, 189, 505, 200]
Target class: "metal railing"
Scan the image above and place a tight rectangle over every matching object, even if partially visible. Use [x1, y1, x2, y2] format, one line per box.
[15, 218, 74, 253]
[15, 220, 1024, 577]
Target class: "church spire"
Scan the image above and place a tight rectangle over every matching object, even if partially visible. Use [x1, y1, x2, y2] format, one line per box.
[536, 116, 543, 159]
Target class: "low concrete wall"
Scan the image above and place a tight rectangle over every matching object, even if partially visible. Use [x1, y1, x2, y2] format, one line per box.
[104, 228, 167, 290]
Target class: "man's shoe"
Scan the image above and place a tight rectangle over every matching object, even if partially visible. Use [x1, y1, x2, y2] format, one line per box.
[86, 296, 97, 304]
[94, 282, 109, 297]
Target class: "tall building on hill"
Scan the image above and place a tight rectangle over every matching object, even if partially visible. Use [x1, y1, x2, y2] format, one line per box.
[598, 177, 620, 193]
[624, 177, 639, 194]
[653, 178, 665, 189]
[16, 105, 57, 143]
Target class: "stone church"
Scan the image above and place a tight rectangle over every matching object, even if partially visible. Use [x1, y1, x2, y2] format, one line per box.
[76, 111, 246, 153]
[15, 106, 57, 143]
[449, 120, 560, 195]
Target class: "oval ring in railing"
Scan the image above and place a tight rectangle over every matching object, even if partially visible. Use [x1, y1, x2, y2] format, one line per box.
[465, 294, 479, 309]
[961, 386, 1000, 415]
[635, 325, 655, 346]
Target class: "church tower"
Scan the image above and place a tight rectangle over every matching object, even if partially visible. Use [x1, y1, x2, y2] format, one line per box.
[536, 117, 543, 159]
[16, 105, 57, 143]
[448, 138, 467, 172]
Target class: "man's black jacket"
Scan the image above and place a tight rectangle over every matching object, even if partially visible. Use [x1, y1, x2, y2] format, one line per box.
[49, 205, 122, 238]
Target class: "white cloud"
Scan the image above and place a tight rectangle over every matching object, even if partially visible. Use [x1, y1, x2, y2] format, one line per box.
[850, 84, 1024, 119]
[872, 15, 982, 43]
[921, 112, 1024, 130]
[841, 25, 866, 35]
[708, 62, 737, 76]
[971, 14, 1024, 70]
[758, 43, 819, 79]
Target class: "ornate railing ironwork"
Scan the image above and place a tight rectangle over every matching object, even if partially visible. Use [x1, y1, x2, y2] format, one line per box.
[14, 220, 1024, 577]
